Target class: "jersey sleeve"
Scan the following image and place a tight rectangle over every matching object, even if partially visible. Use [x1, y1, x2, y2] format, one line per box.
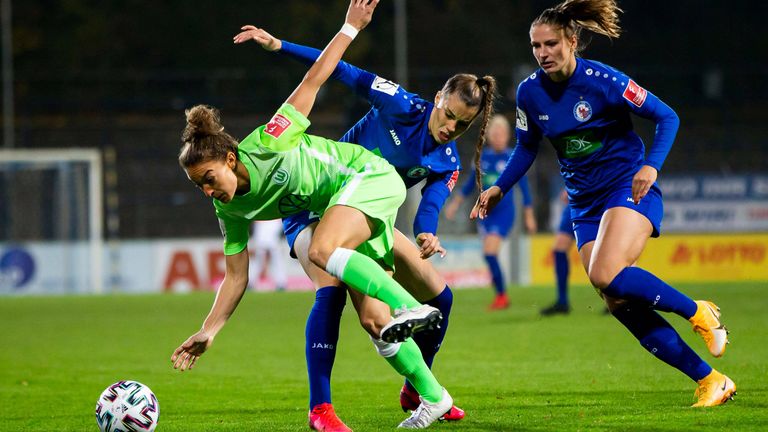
[259, 103, 311, 152]
[280, 40, 411, 117]
[605, 71, 680, 171]
[495, 87, 541, 194]
[413, 170, 459, 236]
[216, 210, 251, 255]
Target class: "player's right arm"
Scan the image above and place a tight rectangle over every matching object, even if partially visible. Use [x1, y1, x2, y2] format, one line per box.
[171, 248, 249, 371]
[241, 25, 408, 116]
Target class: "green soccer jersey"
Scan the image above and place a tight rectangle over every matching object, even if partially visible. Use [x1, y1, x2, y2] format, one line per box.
[214, 103, 398, 255]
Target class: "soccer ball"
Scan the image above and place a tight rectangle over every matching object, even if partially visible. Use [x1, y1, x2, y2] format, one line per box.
[95, 380, 159, 432]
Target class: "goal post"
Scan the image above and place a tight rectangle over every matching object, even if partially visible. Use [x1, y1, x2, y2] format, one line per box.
[0, 148, 103, 294]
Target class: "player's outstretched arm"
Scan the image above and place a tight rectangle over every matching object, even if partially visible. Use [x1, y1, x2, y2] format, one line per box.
[283, 0, 378, 118]
[171, 249, 249, 371]
[233, 25, 282, 52]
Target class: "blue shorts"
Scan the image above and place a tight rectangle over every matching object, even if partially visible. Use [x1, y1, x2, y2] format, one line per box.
[478, 202, 515, 237]
[557, 204, 575, 237]
[282, 210, 320, 259]
[571, 182, 663, 250]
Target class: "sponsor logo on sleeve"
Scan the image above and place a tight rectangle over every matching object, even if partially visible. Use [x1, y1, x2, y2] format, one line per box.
[446, 170, 460, 191]
[371, 76, 400, 96]
[264, 114, 292, 138]
[516, 107, 528, 131]
[623, 79, 648, 107]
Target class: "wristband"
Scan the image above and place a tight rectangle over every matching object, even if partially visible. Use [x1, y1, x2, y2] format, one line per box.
[340, 23, 359, 40]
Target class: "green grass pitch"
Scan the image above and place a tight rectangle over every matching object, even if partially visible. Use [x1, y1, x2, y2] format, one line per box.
[1, 282, 766, 431]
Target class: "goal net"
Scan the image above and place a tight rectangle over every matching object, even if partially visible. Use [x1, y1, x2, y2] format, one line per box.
[0, 149, 103, 294]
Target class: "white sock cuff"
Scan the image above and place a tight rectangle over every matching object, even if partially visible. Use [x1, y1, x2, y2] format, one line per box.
[370, 335, 401, 358]
[326, 247, 354, 279]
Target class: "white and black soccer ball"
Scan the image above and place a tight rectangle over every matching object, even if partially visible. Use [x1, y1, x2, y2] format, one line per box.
[95, 380, 159, 432]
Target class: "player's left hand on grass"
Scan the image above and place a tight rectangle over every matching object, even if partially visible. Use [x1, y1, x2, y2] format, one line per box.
[233, 25, 282, 51]
[632, 165, 657, 204]
[416, 232, 446, 259]
[171, 330, 213, 371]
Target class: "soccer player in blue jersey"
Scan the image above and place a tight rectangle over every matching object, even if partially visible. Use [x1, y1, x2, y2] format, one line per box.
[240, 26, 496, 429]
[472, 0, 735, 407]
[540, 189, 576, 315]
[445, 115, 536, 310]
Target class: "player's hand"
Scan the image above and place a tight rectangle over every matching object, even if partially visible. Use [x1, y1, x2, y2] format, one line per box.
[416, 232, 446, 259]
[631, 165, 657, 204]
[171, 330, 213, 371]
[345, 0, 380, 31]
[233, 25, 282, 51]
[470, 186, 503, 220]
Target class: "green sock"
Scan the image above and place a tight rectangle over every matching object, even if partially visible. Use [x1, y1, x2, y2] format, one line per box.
[327, 248, 420, 310]
[385, 339, 443, 403]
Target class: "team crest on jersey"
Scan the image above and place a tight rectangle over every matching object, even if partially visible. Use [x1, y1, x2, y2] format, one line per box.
[573, 101, 593, 122]
[516, 107, 528, 131]
[272, 167, 290, 185]
[407, 166, 429, 179]
[264, 114, 291, 138]
[371, 76, 400, 96]
[623, 79, 648, 107]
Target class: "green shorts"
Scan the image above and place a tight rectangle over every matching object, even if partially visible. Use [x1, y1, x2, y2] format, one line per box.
[325, 159, 405, 270]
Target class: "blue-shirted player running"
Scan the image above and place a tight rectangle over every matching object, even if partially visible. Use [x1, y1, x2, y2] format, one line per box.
[243, 26, 497, 430]
[445, 114, 536, 310]
[472, 0, 735, 407]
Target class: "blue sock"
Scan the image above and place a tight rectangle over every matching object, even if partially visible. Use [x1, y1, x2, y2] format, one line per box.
[554, 251, 569, 305]
[405, 285, 453, 393]
[305, 285, 347, 409]
[603, 267, 697, 318]
[484, 255, 505, 295]
[612, 302, 712, 382]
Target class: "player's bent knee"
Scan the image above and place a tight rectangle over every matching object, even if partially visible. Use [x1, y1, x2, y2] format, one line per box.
[307, 242, 338, 270]
[588, 266, 617, 290]
[359, 316, 385, 338]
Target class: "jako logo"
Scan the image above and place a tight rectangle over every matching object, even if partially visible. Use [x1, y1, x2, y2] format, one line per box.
[0, 247, 35, 290]
[389, 129, 401, 146]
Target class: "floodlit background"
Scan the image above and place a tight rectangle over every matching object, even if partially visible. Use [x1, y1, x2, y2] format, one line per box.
[1, 1, 767, 431]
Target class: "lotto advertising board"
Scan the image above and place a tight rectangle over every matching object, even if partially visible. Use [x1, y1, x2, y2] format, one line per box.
[528, 233, 768, 286]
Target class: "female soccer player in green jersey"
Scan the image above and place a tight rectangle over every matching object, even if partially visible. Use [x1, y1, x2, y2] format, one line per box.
[170, 0, 453, 428]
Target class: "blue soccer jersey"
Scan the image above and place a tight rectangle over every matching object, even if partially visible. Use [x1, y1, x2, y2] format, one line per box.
[279, 41, 462, 237]
[496, 58, 679, 209]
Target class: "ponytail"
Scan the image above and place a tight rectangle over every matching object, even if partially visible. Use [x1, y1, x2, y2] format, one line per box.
[534, 0, 622, 54]
[472, 76, 497, 194]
